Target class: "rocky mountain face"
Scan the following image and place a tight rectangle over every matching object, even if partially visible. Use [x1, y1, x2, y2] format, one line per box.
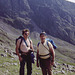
[0, 0, 39, 31]
[0, 1, 75, 74]
[0, 0, 75, 45]
[28, 0, 75, 45]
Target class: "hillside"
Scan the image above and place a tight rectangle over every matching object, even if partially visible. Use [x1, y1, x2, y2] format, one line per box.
[0, 0, 75, 45]
[28, 0, 75, 45]
[0, 0, 75, 75]
[0, 20, 75, 75]
[0, 19, 75, 63]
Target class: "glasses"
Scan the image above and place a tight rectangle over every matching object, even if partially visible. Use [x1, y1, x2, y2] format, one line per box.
[24, 33, 27, 35]
[24, 33, 29, 36]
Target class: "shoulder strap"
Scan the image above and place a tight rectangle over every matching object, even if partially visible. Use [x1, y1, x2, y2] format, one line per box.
[47, 41, 49, 47]
[23, 39, 28, 47]
[23, 38, 31, 47]
[42, 43, 50, 53]
[37, 42, 40, 47]
[19, 38, 23, 50]
[37, 41, 50, 52]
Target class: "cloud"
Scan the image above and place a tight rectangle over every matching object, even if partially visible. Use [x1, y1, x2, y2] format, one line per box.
[66, 0, 75, 3]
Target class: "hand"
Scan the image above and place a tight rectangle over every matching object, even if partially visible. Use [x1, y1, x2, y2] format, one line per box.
[37, 63, 39, 67]
[19, 56, 23, 62]
[28, 49, 33, 53]
[50, 61, 54, 66]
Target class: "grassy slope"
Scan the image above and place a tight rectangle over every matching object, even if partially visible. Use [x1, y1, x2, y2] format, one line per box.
[0, 37, 75, 75]
[0, 22, 75, 75]
[0, 55, 75, 75]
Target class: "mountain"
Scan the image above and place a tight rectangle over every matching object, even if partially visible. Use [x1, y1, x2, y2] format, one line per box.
[0, 19, 75, 64]
[28, 0, 75, 45]
[0, 0, 41, 32]
[0, 0, 75, 45]
[0, 1, 75, 74]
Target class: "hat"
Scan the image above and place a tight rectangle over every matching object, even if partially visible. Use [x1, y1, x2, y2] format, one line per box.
[40, 32, 47, 36]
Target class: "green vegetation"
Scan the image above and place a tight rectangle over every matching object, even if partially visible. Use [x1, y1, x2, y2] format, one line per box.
[32, 38, 39, 46]
[0, 29, 75, 75]
[0, 54, 75, 75]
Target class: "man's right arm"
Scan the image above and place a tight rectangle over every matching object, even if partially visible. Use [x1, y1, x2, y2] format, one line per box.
[16, 40, 22, 61]
[36, 49, 39, 67]
[48, 42, 55, 65]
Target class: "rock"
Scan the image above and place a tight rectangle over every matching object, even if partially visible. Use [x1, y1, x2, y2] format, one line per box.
[34, 58, 36, 61]
[3, 62, 10, 66]
[33, 45, 37, 50]
[13, 63, 18, 66]
[0, 53, 7, 57]
[62, 63, 67, 66]
[35, 73, 39, 75]
[62, 67, 65, 70]
[4, 70, 9, 73]
[57, 71, 61, 73]
[37, 67, 41, 70]
[53, 64, 57, 68]
[4, 49, 8, 53]
[61, 70, 66, 74]
[70, 69, 75, 72]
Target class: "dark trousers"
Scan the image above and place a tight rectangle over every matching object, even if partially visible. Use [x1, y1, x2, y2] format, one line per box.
[39, 57, 52, 75]
[19, 54, 32, 75]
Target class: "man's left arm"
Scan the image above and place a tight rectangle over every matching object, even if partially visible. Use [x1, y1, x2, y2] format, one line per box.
[48, 42, 55, 65]
[30, 40, 34, 52]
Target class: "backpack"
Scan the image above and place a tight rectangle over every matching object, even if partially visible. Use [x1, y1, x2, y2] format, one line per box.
[16, 36, 32, 53]
[37, 38, 56, 61]
[16, 36, 24, 53]
[16, 36, 35, 63]
[37, 38, 57, 49]
[46, 38, 57, 49]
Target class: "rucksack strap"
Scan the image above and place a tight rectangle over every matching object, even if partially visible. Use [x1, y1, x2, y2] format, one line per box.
[47, 41, 49, 47]
[18, 37, 31, 51]
[23, 38, 31, 47]
[37, 42, 51, 57]
[18, 38, 23, 53]
[37, 42, 40, 47]
[42, 43, 50, 53]
[23, 39, 28, 47]
[37, 42, 50, 53]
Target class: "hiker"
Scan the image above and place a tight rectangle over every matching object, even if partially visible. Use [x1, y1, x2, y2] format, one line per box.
[36, 32, 55, 75]
[16, 29, 34, 75]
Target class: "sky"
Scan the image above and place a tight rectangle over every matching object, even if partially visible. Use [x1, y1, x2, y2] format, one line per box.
[66, 0, 75, 3]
